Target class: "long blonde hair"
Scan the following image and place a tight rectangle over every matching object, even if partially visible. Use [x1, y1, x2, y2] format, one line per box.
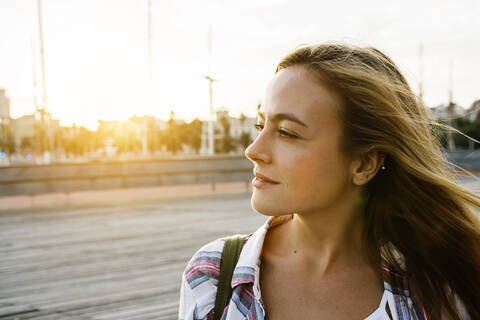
[276, 43, 480, 319]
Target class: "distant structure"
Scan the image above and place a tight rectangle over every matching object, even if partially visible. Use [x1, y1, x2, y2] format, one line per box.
[10, 0, 60, 162]
[200, 108, 257, 154]
[418, 43, 424, 101]
[11, 111, 59, 155]
[466, 100, 480, 122]
[0, 88, 10, 126]
[201, 75, 217, 155]
[428, 60, 459, 151]
[430, 103, 466, 121]
[200, 27, 217, 155]
[215, 109, 257, 141]
[446, 60, 455, 151]
[11, 114, 35, 149]
[96, 116, 167, 157]
[131, 115, 167, 156]
[0, 89, 12, 155]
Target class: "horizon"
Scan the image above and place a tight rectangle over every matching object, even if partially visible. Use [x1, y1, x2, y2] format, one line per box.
[6, 97, 480, 132]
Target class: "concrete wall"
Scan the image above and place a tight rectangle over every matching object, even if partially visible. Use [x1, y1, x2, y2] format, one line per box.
[0, 156, 254, 197]
[1, 152, 479, 198]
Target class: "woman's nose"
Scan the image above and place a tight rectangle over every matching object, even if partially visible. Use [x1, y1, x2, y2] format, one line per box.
[245, 133, 272, 164]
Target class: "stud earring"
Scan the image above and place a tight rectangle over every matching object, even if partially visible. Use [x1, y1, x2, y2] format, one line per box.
[381, 164, 386, 170]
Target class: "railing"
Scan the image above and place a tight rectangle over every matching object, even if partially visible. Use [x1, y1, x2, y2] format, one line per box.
[0, 155, 254, 197]
[1, 151, 479, 198]
[444, 150, 480, 171]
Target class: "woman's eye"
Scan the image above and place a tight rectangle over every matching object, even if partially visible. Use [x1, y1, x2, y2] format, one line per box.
[254, 123, 264, 132]
[254, 123, 297, 138]
[278, 129, 298, 138]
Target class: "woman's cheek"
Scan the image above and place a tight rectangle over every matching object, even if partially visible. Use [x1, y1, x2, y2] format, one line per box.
[286, 155, 319, 191]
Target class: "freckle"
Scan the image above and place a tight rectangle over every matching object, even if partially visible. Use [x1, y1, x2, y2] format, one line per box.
[294, 250, 297, 254]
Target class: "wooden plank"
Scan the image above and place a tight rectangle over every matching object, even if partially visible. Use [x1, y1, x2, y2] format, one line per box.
[2, 176, 478, 319]
[0, 192, 265, 319]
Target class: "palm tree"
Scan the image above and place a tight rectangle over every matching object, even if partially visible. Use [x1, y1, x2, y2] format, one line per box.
[238, 131, 252, 150]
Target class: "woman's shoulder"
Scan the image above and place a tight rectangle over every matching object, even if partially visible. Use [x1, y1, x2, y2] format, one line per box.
[183, 237, 227, 287]
[183, 234, 252, 289]
[180, 238, 227, 319]
[180, 235, 252, 319]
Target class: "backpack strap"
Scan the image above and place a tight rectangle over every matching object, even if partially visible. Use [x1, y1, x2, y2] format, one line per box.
[213, 235, 246, 320]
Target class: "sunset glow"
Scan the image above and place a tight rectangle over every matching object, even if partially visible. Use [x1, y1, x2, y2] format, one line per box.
[1, 0, 479, 130]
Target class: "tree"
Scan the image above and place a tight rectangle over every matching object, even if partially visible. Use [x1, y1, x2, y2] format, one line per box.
[435, 117, 480, 150]
[33, 120, 50, 154]
[95, 120, 115, 151]
[53, 127, 65, 152]
[180, 118, 202, 154]
[61, 126, 96, 156]
[0, 125, 15, 155]
[238, 131, 252, 150]
[161, 110, 183, 155]
[20, 136, 33, 151]
[239, 113, 246, 125]
[220, 135, 236, 153]
[217, 115, 236, 153]
[147, 118, 158, 154]
[115, 129, 141, 154]
[219, 115, 231, 136]
[164, 129, 182, 154]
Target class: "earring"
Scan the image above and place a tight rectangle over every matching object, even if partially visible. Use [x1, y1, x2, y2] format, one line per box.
[381, 164, 386, 170]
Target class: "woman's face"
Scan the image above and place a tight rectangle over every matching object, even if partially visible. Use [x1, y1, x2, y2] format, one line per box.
[245, 66, 355, 216]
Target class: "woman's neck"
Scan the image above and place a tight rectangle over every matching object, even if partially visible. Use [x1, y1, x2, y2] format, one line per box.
[276, 196, 374, 277]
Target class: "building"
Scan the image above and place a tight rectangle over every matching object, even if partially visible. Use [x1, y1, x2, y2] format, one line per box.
[0, 88, 14, 163]
[0, 88, 10, 125]
[214, 109, 257, 139]
[96, 116, 168, 157]
[130, 115, 168, 156]
[0, 88, 11, 143]
[429, 103, 466, 121]
[11, 114, 35, 149]
[11, 110, 60, 153]
[130, 115, 167, 131]
[466, 100, 480, 122]
[200, 108, 257, 155]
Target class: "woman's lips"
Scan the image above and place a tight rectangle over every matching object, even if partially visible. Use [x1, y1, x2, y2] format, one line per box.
[252, 172, 280, 189]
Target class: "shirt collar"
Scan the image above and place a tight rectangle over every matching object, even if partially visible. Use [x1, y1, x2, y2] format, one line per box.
[230, 214, 413, 300]
[231, 215, 293, 298]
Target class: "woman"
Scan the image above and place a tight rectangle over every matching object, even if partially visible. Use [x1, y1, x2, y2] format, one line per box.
[179, 43, 480, 319]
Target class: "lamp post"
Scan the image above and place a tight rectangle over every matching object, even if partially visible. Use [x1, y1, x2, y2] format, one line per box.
[203, 75, 217, 155]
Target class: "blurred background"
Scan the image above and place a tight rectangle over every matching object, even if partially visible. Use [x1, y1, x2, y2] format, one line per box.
[0, 0, 479, 166]
[0, 0, 479, 319]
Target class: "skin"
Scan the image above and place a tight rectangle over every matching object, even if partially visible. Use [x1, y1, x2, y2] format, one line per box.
[245, 66, 386, 319]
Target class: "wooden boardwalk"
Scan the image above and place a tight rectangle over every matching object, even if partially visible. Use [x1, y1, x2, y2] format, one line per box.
[0, 192, 265, 320]
[1, 175, 479, 320]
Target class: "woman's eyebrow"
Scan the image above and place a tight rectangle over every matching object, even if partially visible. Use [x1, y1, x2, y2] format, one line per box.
[257, 111, 308, 127]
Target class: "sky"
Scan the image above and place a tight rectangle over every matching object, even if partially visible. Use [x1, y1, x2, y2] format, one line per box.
[0, 0, 479, 130]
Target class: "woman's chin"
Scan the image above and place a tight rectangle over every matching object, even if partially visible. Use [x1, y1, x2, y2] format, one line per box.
[251, 195, 291, 217]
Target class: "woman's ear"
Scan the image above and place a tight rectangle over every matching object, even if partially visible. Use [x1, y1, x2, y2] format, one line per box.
[351, 150, 385, 186]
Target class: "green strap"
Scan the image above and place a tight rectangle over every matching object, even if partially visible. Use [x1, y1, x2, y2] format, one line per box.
[213, 235, 246, 320]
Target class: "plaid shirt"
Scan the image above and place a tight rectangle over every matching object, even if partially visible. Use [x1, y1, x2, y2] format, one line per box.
[179, 215, 428, 320]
